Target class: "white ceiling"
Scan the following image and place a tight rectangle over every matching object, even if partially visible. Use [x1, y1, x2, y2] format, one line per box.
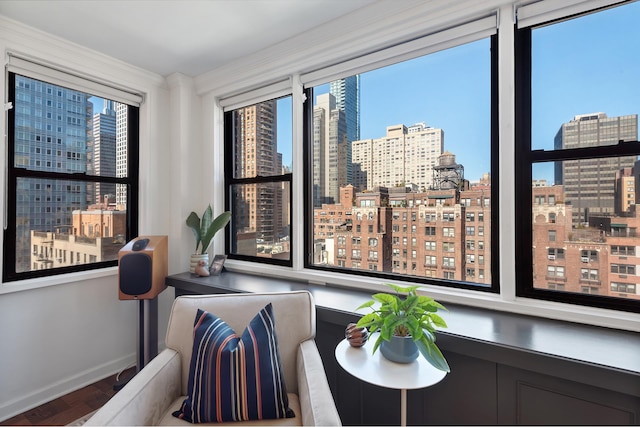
[0, 0, 375, 77]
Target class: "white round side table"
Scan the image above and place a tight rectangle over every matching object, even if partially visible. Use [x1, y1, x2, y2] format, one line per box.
[335, 334, 447, 426]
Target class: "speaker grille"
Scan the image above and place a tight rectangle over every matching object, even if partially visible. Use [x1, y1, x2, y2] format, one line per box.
[119, 253, 153, 296]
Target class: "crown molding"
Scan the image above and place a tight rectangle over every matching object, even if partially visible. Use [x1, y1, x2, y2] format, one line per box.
[0, 15, 165, 91]
[194, 0, 506, 98]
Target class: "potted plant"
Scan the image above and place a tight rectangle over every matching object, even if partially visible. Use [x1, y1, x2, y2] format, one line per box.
[186, 205, 231, 274]
[355, 283, 450, 372]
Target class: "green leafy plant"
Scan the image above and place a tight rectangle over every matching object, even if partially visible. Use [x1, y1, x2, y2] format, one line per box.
[186, 205, 231, 255]
[356, 283, 450, 372]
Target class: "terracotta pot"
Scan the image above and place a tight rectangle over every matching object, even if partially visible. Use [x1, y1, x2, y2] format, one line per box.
[380, 335, 419, 363]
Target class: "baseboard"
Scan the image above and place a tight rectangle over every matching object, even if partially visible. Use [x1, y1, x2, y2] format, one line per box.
[0, 353, 135, 423]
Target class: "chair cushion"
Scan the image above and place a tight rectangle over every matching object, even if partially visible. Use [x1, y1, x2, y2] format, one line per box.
[172, 303, 294, 423]
[160, 394, 301, 426]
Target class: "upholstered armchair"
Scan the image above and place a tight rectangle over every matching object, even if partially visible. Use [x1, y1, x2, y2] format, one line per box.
[85, 291, 341, 426]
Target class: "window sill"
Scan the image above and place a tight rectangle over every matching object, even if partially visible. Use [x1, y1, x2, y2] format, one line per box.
[166, 267, 640, 377]
[0, 267, 118, 295]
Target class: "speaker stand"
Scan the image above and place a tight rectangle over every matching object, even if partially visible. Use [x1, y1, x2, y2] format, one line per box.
[113, 297, 159, 390]
[137, 297, 159, 370]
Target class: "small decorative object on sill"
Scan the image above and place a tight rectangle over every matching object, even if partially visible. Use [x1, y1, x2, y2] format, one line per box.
[194, 259, 210, 277]
[190, 253, 209, 274]
[345, 322, 368, 347]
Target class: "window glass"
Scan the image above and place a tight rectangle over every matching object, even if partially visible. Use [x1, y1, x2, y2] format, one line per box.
[309, 38, 493, 288]
[524, 2, 640, 306]
[225, 96, 292, 263]
[5, 73, 137, 280]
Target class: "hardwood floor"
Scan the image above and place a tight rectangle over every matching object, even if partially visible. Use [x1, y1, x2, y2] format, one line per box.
[0, 368, 135, 426]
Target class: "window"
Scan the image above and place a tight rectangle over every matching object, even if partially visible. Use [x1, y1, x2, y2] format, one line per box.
[611, 245, 635, 256]
[611, 282, 636, 293]
[515, 1, 640, 311]
[611, 264, 635, 275]
[224, 96, 292, 265]
[4, 68, 139, 281]
[303, 23, 496, 291]
[547, 248, 564, 260]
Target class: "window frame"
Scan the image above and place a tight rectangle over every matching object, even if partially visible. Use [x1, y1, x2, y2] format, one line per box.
[514, 3, 640, 313]
[223, 102, 294, 268]
[300, 33, 500, 293]
[3, 71, 140, 282]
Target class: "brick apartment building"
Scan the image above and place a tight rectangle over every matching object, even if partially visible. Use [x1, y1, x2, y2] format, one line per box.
[313, 183, 492, 286]
[533, 185, 639, 300]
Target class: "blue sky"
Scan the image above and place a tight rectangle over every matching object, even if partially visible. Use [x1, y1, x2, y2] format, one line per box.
[277, 1, 639, 184]
[531, 1, 640, 182]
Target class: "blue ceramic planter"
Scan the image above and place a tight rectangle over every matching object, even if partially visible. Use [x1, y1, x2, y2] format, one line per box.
[380, 335, 419, 363]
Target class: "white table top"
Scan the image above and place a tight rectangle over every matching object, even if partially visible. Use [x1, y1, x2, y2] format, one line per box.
[335, 334, 447, 390]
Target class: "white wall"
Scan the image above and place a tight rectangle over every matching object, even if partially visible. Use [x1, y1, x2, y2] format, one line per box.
[1, 0, 638, 421]
[0, 16, 185, 421]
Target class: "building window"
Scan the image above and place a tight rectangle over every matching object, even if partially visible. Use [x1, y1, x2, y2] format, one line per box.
[443, 257, 455, 269]
[443, 227, 455, 238]
[547, 248, 565, 260]
[224, 96, 293, 266]
[611, 264, 635, 275]
[611, 282, 636, 293]
[547, 266, 565, 278]
[580, 268, 599, 281]
[515, 0, 640, 311]
[4, 71, 139, 281]
[611, 245, 635, 256]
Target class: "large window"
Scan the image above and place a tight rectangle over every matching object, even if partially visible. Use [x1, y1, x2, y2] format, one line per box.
[4, 68, 139, 281]
[515, 1, 640, 311]
[224, 96, 293, 265]
[305, 35, 496, 291]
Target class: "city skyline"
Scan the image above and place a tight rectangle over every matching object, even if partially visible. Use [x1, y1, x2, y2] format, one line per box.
[272, 1, 640, 185]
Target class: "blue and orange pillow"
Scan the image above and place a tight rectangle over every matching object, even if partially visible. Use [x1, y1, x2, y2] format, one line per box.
[173, 303, 294, 423]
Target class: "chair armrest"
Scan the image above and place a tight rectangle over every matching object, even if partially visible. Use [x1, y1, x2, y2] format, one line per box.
[84, 349, 182, 426]
[297, 340, 342, 426]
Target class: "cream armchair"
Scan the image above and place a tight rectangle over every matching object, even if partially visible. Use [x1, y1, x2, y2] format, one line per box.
[85, 291, 341, 426]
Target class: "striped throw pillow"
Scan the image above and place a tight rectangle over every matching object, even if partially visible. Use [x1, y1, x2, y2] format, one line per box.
[172, 303, 294, 423]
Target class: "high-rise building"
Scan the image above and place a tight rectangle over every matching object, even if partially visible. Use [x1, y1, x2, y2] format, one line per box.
[115, 102, 128, 208]
[554, 112, 638, 223]
[352, 123, 443, 191]
[330, 76, 360, 143]
[614, 167, 635, 215]
[232, 100, 283, 244]
[13, 75, 92, 271]
[92, 101, 117, 204]
[313, 93, 348, 206]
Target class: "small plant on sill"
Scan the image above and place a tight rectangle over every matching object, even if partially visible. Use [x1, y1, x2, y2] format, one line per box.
[186, 205, 231, 255]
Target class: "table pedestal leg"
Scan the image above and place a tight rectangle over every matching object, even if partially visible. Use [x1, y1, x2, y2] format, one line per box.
[400, 388, 407, 427]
